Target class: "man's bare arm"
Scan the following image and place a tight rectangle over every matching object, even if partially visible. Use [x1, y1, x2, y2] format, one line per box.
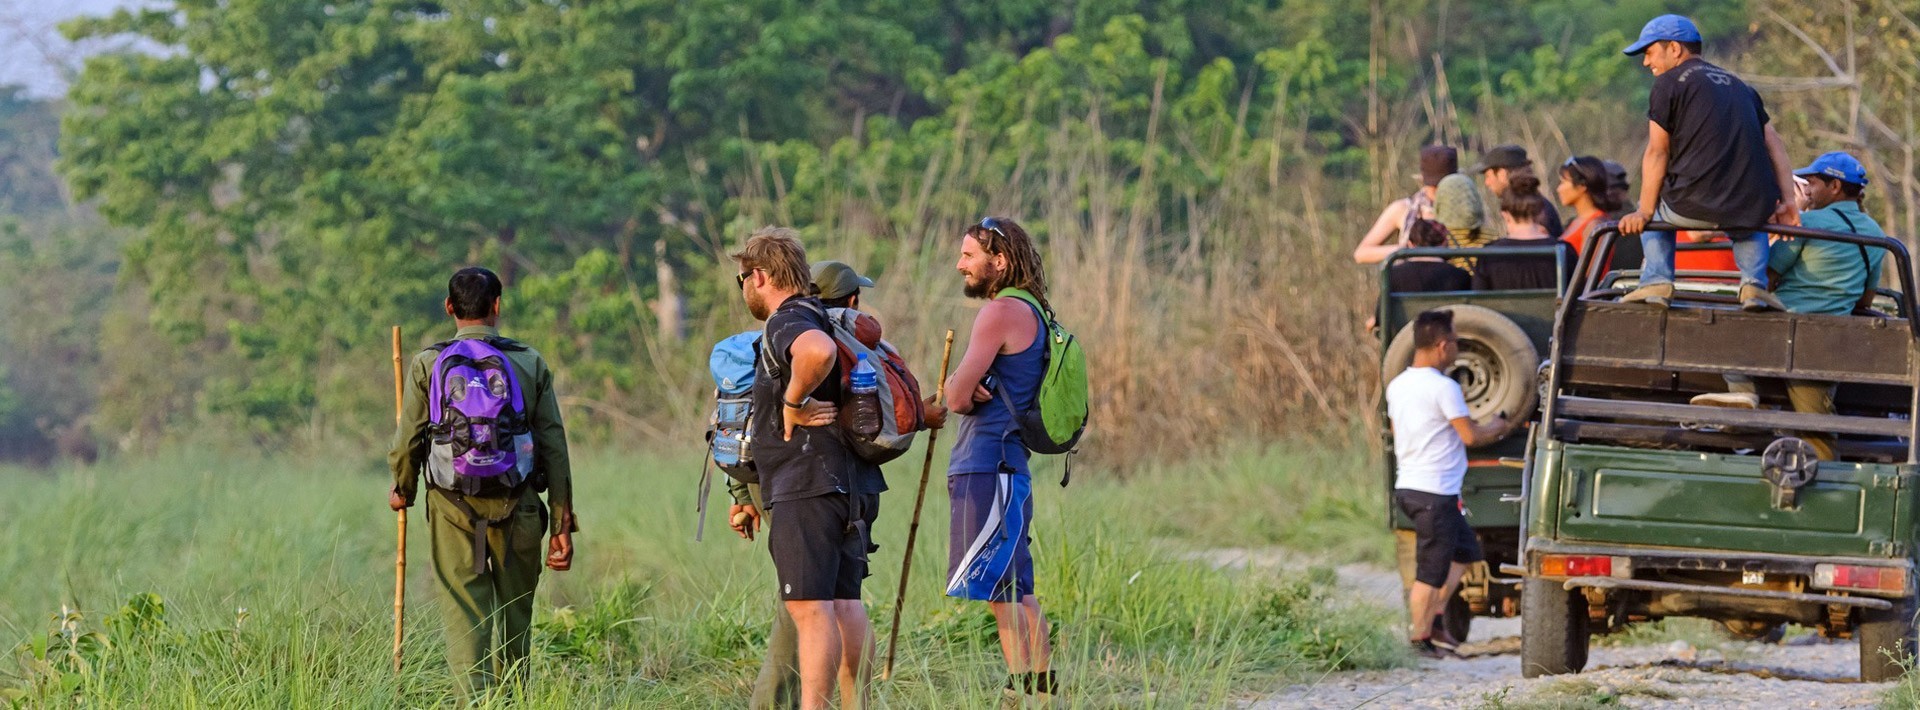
[1353, 199, 1410, 264]
[947, 300, 1016, 415]
[785, 329, 837, 402]
[781, 329, 839, 440]
[1449, 415, 1508, 448]
[1621, 121, 1670, 235]
[1763, 124, 1800, 227]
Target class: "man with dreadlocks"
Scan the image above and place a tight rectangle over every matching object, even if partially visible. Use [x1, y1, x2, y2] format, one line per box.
[945, 216, 1058, 705]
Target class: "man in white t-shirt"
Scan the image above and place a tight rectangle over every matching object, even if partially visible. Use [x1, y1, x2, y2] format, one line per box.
[1386, 309, 1507, 658]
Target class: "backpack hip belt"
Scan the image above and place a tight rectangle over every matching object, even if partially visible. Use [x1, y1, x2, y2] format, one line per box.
[434, 482, 532, 576]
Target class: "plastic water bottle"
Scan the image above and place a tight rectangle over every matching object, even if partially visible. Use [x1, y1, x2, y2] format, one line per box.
[848, 353, 883, 438]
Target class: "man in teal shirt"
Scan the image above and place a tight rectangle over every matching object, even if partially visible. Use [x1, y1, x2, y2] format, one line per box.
[1772, 152, 1886, 315]
[1692, 151, 1884, 459]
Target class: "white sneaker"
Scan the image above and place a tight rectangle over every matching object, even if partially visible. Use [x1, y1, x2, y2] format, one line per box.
[1689, 392, 1759, 409]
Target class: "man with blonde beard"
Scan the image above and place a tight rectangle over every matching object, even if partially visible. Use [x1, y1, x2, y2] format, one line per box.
[946, 217, 1058, 705]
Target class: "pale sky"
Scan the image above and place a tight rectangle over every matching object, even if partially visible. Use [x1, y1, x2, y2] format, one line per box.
[0, 0, 150, 98]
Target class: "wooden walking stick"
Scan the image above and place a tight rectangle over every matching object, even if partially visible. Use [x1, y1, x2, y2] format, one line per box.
[882, 330, 955, 681]
[391, 326, 407, 676]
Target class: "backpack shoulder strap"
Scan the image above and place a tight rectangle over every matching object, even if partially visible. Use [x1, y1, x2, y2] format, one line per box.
[1831, 209, 1881, 315]
[788, 297, 828, 319]
[425, 340, 459, 424]
[756, 323, 784, 381]
[431, 336, 528, 352]
[996, 288, 1055, 325]
[485, 336, 531, 352]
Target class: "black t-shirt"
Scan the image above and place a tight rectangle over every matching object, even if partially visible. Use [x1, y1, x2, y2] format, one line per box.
[1649, 58, 1780, 227]
[1388, 260, 1472, 293]
[752, 296, 856, 505]
[1472, 238, 1573, 291]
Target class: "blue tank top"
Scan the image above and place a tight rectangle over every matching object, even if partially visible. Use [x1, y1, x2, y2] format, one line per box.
[949, 298, 1047, 476]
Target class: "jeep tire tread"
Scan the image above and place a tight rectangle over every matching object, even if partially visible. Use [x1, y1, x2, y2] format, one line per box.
[1859, 601, 1917, 682]
[1520, 577, 1589, 678]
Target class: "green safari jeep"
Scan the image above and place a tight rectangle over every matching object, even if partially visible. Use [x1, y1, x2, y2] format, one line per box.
[1376, 244, 1570, 641]
[1517, 223, 1920, 681]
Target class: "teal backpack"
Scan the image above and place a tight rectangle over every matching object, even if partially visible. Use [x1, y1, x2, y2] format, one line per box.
[998, 288, 1089, 466]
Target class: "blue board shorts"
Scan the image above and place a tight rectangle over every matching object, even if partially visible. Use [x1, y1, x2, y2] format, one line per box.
[947, 472, 1034, 602]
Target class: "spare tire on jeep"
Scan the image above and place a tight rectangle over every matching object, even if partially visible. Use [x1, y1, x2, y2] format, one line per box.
[1383, 304, 1538, 443]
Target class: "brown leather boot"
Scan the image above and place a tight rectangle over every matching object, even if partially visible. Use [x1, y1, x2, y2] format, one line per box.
[1621, 282, 1674, 308]
[1740, 285, 1786, 312]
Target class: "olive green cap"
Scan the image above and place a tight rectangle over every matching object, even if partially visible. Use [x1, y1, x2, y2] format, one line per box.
[811, 261, 874, 300]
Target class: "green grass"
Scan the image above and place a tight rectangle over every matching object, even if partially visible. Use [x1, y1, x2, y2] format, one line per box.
[0, 440, 1398, 706]
[1885, 671, 1920, 709]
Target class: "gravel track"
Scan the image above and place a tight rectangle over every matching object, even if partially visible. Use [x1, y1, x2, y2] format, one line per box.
[1196, 548, 1900, 709]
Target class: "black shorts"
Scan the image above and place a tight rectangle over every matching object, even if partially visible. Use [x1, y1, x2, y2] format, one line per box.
[1395, 489, 1484, 587]
[769, 492, 868, 601]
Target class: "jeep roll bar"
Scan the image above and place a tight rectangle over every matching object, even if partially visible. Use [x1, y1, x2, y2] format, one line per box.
[1376, 244, 1572, 337]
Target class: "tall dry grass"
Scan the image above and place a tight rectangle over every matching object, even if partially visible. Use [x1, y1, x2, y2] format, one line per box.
[647, 83, 1659, 469]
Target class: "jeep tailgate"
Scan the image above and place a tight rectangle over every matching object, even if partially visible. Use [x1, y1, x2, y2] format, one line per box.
[1543, 443, 1911, 557]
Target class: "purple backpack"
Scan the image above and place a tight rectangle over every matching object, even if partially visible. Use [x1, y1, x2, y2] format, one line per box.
[426, 338, 534, 495]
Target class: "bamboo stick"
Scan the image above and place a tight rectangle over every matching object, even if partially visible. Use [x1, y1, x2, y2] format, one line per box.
[882, 329, 955, 681]
[392, 326, 407, 676]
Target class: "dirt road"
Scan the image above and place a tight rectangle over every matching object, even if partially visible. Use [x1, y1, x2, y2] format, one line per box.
[1197, 548, 1899, 709]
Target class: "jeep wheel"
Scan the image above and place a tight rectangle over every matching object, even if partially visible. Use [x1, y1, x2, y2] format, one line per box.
[1520, 577, 1589, 678]
[1858, 601, 1917, 682]
[1383, 305, 1538, 442]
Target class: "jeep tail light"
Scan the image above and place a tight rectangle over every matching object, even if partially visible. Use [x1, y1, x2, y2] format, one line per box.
[1813, 564, 1909, 595]
[1539, 555, 1629, 578]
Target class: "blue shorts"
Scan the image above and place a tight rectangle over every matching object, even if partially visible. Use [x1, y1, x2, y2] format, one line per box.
[947, 472, 1034, 602]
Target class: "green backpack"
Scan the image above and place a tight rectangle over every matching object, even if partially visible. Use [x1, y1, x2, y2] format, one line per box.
[998, 288, 1089, 461]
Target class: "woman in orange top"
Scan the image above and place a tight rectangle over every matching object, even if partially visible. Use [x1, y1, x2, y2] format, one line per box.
[1557, 156, 1641, 277]
[1557, 157, 1616, 253]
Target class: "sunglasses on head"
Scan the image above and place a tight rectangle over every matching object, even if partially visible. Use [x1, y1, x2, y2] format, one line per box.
[1560, 156, 1603, 182]
[979, 217, 1008, 239]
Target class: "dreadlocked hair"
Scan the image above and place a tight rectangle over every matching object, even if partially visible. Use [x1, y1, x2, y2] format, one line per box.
[966, 217, 1051, 312]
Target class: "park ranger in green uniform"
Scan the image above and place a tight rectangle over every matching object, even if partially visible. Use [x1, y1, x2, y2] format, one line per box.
[388, 266, 577, 700]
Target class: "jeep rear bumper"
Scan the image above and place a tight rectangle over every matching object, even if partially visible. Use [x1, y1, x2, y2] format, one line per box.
[1555, 575, 1892, 609]
[1520, 537, 1914, 582]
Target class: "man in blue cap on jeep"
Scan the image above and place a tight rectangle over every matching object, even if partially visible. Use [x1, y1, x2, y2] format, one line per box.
[1616, 14, 1800, 312]
[1690, 151, 1886, 459]
[1774, 152, 1888, 317]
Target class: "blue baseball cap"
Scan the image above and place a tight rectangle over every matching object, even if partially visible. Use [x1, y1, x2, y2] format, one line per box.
[1623, 15, 1703, 55]
[1795, 151, 1870, 186]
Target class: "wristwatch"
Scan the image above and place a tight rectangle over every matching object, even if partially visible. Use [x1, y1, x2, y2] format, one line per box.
[784, 396, 813, 410]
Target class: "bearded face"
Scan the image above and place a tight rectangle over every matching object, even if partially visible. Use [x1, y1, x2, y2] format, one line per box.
[741, 272, 773, 320]
[956, 235, 1004, 299]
